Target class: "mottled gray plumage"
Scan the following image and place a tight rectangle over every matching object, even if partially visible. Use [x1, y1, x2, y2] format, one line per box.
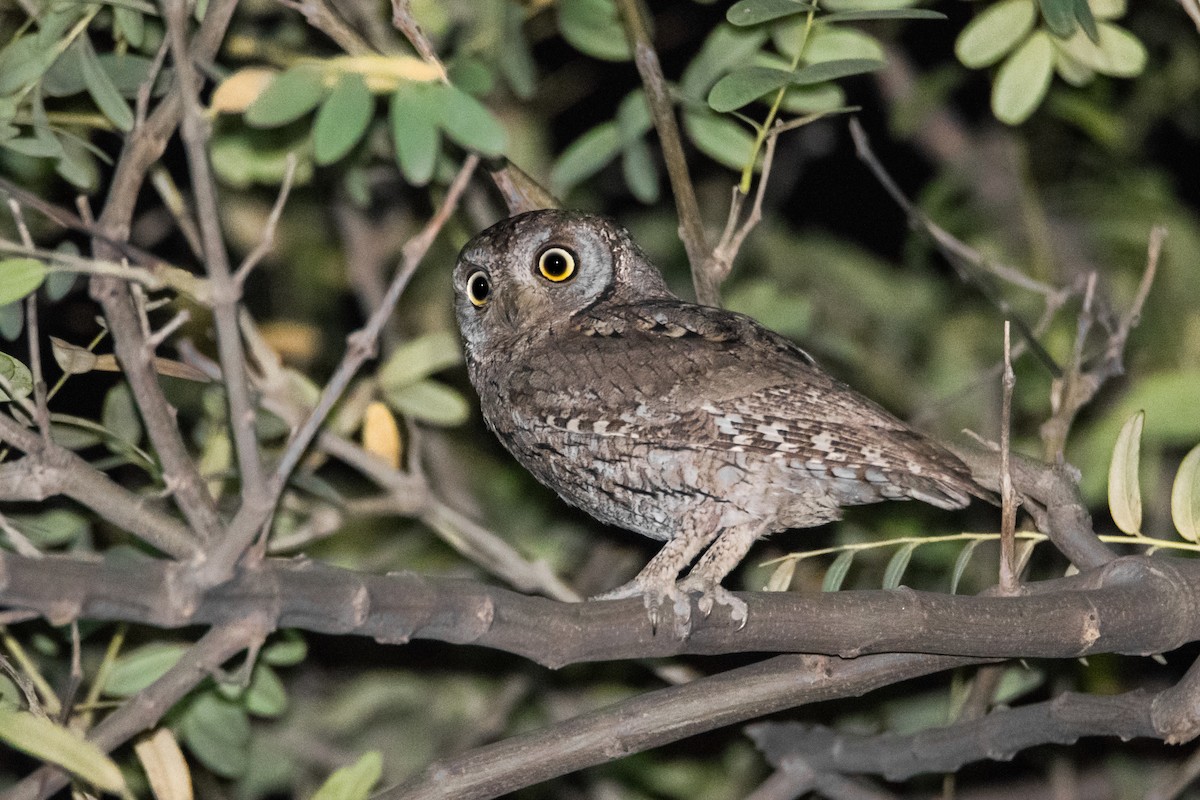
[454, 210, 982, 633]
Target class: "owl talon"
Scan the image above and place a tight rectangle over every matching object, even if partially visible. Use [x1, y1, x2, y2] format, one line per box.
[593, 581, 694, 637]
[677, 580, 748, 629]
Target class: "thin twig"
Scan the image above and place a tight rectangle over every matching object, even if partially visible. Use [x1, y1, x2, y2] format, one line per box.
[848, 117, 1064, 379]
[276, 0, 376, 56]
[4, 199, 51, 443]
[4, 621, 268, 800]
[234, 153, 298, 286]
[998, 321, 1018, 595]
[194, 156, 480, 589]
[390, 0, 449, 82]
[613, 0, 711, 301]
[164, 0, 267, 503]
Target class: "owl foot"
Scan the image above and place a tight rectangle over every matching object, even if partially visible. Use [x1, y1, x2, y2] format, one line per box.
[593, 579, 694, 638]
[676, 577, 748, 630]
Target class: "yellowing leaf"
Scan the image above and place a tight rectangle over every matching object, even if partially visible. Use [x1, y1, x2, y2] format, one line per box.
[1172, 444, 1200, 543]
[0, 707, 130, 797]
[135, 728, 193, 800]
[1108, 410, 1144, 535]
[362, 401, 402, 469]
[211, 68, 278, 114]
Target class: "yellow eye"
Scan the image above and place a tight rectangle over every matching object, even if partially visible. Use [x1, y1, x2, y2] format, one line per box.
[537, 247, 576, 282]
[466, 270, 491, 307]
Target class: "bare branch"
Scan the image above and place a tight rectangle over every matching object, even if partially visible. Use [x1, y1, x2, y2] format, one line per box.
[748, 688, 1159, 782]
[613, 0, 711, 301]
[163, 0, 266, 503]
[999, 321, 1019, 594]
[391, 0, 449, 83]
[194, 156, 480, 589]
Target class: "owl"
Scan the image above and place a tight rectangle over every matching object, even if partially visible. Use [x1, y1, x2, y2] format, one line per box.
[453, 210, 983, 635]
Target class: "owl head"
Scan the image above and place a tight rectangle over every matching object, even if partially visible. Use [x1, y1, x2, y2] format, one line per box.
[453, 210, 673, 353]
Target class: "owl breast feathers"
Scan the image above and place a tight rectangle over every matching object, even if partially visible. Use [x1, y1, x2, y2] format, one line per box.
[453, 209, 985, 634]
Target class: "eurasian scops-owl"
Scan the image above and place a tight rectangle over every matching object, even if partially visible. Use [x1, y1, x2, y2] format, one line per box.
[453, 210, 982, 634]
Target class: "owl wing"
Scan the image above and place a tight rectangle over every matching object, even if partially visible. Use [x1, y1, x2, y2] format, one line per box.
[529, 300, 980, 509]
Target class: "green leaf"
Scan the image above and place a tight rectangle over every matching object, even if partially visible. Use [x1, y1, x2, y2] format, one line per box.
[558, 0, 632, 61]
[1059, 22, 1147, 78]
[245, 66, 326, 128]
[955, 0, 1037, 69]
[103, 382, 143, 450]
[680, 24, 769, 99]
[727, 0, 813, 26]
[616, 89, 653, 142]
[4, 509, 89, 547]
[821, 9, 946, 22]
[807, 25, 884, 63]
[0, 304, 21, 342]
[708, 66, 792, 112]
[621, 137, 659, 203]
[993, 665, 1046, 705]
[1172, 444, 1200, 544]
[778, 83, 847, 113]
[313, 73, 373, 165]
[0, 352, 33, 402]
[822, 550, 854, 591]
[497, 4, 537, 99]
[991, 30, 1054, 125]
[0, 36, 60, 96]
[950, 539, 982, 594]
[882, 542, 917, 590]
[438, 85, 506, 156]
[1108, 410, 1144, 536]
[1052, 47, 1095, 86]
[0, 707, 129, 796]
[683, 111, 755, 171]
[114, 6, 146, 48]
[377, 331, 463, 392]
[550, 122, 622, 194]
[311, 751, 383, 800]
[262, 631, 307, 666]
[243, 663, 288, 718]
[791, 57, 883, 85]
[1038, 0, 1097, 40]
[79, 36, 134, 132]
[55, 137, 100, 191]
[390, 83, 441, 186]
[0, 258, 47, 305]
[383, 379, 469, 427]
[179, 693, 251, 779]
[105, 643, 188, 696]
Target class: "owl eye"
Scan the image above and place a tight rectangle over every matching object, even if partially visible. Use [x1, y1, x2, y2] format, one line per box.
[466, 270, 491, 307]
[537, 247, 576, 283]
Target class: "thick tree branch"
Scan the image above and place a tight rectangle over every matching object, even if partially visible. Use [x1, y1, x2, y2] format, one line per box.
[0, 417, 199, 559]
[2, 552, 1199, 666]
[380, 653, 979, 800]
[747, 688, 1159, 782]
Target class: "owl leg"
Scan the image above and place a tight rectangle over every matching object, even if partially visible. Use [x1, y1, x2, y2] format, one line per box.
[592, 527, 721, 637]
[676, 522, 768, 629]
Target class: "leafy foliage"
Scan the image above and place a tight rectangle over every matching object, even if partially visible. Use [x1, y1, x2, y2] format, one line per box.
[0, 0, 1196, 796]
